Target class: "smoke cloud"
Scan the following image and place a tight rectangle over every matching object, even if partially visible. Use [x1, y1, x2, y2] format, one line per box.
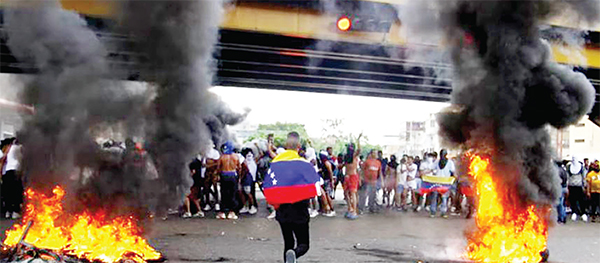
[118, 0, 247, 212]
[4, 0, 147, 192]
[5, 0, 245, 216]
[433, 0, 599, 205]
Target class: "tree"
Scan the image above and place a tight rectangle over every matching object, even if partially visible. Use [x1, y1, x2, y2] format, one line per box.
[245, 122, 310, 147]
[245, 121, 381, 157]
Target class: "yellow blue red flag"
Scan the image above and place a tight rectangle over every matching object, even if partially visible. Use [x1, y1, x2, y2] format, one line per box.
[263, 150, 320, 205]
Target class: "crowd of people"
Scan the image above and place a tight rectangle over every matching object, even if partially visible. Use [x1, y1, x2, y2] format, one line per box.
[556, 157, 600, 223]
[179, 133, 600, 224]
[1, 134, 599, 225]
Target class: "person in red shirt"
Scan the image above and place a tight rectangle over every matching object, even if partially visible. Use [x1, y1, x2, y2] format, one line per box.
[362, 150, 382, 213]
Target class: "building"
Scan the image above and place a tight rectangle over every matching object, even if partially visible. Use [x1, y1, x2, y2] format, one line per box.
[391, 113, 442, 157]
[551, 116, 600, 161]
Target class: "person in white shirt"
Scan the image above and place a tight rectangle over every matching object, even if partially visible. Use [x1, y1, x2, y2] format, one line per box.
[419, 152, 437, 211]
[404, 156, 419, 211]
[395, 157, 408, 210]
[430, 149, 455, 218]
[1, 138, 23, 219]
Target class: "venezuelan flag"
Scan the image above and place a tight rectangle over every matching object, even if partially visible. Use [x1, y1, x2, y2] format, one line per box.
[263, 150, 320, 205]
[420, 175, 456, 194]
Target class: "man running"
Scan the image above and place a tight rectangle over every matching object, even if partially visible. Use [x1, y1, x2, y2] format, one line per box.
[273, 132, 315, 263]
[216, 141, 241, 220]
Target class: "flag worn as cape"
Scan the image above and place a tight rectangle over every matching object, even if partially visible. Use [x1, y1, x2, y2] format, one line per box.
[420, 175, 456, 194]
[263, 150, 320, 205]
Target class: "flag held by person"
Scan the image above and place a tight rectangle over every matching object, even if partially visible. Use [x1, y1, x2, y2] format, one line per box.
[263, 150, 320, 205]
[420, 175, 456, 194]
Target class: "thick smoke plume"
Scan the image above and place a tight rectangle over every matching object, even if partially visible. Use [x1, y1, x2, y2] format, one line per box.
[4, 0, 147, 194]
[119, 0, 246, 212]
[5, 0, 245, 216]
[433, 0, 599, 205]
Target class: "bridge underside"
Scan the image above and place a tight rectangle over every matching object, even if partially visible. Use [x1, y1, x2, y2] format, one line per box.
[1, 27, 599, 125]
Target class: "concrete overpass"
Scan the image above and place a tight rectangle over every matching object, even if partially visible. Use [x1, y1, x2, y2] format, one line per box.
[0, 0, 599, 123]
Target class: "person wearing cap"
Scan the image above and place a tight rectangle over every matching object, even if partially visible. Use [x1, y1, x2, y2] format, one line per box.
[216, 141, 241, 220]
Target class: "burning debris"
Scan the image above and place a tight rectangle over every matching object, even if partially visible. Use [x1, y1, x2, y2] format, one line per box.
[428, 0, 600, 262]
[1, 186, 162, 263]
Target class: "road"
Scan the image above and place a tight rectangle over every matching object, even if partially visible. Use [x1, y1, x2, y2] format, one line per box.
[1, 200, 599, 263]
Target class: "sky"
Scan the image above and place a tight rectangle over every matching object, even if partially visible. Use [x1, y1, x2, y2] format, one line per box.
[211, 86, 449, 145]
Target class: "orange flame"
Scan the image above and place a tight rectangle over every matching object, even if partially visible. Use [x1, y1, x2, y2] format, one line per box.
[466, 154, 548, 263]
[3, 186, 161, 263]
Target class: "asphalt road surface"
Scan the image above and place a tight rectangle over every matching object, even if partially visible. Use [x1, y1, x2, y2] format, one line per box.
[2, 199, 598, 263]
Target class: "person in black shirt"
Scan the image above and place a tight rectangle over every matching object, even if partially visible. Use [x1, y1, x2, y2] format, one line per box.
[276, 132, 311, 263]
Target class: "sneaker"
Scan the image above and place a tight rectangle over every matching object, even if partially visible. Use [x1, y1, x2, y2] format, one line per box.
[249, 206, 258, 215]
[5, 212, 10, 219]
[582, 214, 588, 222]
[182, 212, 192, 218]
[571, 213, 578, 221]
[11, 212, 20, 219]
[347, 213, 359, 220]
[285, 250, 297, 263]
[310, 210, 319, 218]
[193, 211, 205, 218]
[324, 211, 336, 217]
[441, 214, 449, 219]
[216, 212, 227, 219]
[430, 214, 436, 218]
[267, 211, 276, 219]
[239, 206, 250, 214]
[227, 212, 238, 220]
[203, 204, 211, 211]
[416, 206, 422, 212]
[215, 204, 221, 211]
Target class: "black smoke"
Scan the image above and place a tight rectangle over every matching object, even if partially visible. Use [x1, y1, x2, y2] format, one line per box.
[435, 0, 599, 205]
[5, 0, 245, 217]
[4, 1, 147, 193]
[118, 0, 246, 212]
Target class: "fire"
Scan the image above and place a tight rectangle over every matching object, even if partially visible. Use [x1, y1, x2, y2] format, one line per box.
[466, 154, 548, 263]
[3, 186, 161, 263]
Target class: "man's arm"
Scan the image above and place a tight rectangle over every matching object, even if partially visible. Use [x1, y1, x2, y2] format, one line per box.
[325, 161, 334, 182]
[267, 141, 277, 159]
[354, 133, 362, 158]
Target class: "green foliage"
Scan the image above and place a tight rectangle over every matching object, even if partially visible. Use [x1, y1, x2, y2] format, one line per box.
[245, 121, 381, 158]
[245, 122, 310, 148]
